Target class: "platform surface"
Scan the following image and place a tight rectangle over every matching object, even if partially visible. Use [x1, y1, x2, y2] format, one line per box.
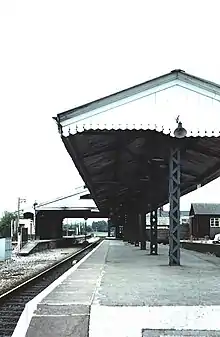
[26, 240, 220, 337]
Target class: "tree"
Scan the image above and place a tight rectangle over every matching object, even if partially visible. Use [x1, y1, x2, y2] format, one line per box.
[0, 211, 16, 238]
[86, 225, 92, 233]
[92, 220, 108, 232]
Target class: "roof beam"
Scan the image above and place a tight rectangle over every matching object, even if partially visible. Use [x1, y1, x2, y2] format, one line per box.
[82, 145, 116, 159]
[181, 169, 197, 179]
[196, 160, 220, 186]
[189, 145, 220, 160]
[80, 194, 92, 199]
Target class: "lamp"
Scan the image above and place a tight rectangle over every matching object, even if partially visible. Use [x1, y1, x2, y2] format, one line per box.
[174, 119, 187, 139]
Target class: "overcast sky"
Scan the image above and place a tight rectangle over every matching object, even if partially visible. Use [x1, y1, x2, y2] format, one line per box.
[1, 0, 220, 215]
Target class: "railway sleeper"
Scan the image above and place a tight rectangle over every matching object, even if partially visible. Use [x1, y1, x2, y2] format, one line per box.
[0, 331, 14, 337]
[1, 304, 25, 310]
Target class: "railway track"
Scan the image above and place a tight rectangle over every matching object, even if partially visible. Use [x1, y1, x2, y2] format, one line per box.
[0, 239, 101, 337]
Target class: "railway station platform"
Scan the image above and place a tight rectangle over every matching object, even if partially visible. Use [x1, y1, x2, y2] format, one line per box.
[22, 240, 220, 337]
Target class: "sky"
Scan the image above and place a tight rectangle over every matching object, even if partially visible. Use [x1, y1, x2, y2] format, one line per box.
[1, 0, 220, 215]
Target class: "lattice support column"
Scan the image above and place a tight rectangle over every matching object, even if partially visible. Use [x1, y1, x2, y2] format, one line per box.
[169, 147, 181, 266]
[150, 209, 158, 255]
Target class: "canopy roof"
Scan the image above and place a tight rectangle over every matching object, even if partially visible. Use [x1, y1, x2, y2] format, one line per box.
[56, 69, 220, 215]
[62, 128, 220, 214]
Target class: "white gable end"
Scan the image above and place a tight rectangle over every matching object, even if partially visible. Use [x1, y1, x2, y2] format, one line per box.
[63, 85, 220, 136]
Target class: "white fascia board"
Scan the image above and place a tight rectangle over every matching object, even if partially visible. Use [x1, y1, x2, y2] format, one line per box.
[178, 82, 220, 101]
[178, 72, 220, 100]
[37, 188, 89, 208]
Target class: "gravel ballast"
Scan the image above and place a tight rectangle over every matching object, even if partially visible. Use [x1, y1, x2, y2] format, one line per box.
[0, 247, 80, 296]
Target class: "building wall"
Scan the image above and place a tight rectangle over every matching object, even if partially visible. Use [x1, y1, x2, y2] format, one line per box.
[36, 212, 63, 239]
[146, 215, 189, 227]
[145, 214, 190, 243]
[12, 218, 35, 237]
[191, 215, 209, 238]
[210, 225, 220, 239]
[146, 216, 169, 227]
[19, 219, 35, 236]
[191, 214, 220, 239]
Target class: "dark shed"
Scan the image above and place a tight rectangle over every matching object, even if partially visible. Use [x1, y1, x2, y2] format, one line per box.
[189, 203, 220, 239]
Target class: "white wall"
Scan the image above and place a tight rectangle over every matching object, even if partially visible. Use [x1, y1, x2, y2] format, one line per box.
[18, 219, 35, 235]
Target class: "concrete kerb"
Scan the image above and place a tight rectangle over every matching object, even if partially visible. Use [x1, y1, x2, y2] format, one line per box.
[11, 240, 105, 337]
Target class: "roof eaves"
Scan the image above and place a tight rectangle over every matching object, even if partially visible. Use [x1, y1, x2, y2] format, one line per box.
[64, 123, 220, 138]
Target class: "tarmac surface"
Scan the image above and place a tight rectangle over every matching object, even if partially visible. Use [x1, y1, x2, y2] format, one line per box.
[25, 240, 220, 337]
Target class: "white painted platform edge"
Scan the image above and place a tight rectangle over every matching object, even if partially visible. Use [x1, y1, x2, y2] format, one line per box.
[12, 240, 104, 337]
[89, 305, 220, 337]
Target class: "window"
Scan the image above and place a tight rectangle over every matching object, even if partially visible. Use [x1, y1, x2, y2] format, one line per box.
[210, 218, 220, 227]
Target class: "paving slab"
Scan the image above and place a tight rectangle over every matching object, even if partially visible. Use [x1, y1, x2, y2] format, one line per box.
[35, 304, 90, 316]
[25, 240, 108, 337]
[89, 241, 220, 337]
[142, 330, 220, 336]
[26, 315, 89, 337]
[93, 241, 220, 306]
[25, 240, 220, 337]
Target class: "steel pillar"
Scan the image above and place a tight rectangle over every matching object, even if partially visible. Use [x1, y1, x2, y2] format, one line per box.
[115, 224, 120, 239]
[123, 225, 128, 241]
[150, 209, 158, 255]
[124, 213, 139, 243]
[169, 147, 181, 266]
[123, 214, 128, 241]
[140, 241, 146, 250]
[107, 219, 111, 237]
[139, 213, 146, 250]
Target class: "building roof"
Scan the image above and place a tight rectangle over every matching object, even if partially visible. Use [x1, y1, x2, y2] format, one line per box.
[191, 203, 220, 215]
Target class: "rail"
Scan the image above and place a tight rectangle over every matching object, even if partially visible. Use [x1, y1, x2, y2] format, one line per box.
[0, 238, 101, 337]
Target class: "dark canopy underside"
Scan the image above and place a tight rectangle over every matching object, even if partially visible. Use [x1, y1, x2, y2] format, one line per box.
[62, 129, 220, 214]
